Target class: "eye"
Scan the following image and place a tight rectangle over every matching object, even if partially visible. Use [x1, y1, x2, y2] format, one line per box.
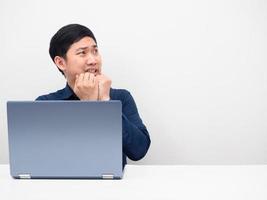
[77, 51, 86, 55]
[93, 48, 98, 55]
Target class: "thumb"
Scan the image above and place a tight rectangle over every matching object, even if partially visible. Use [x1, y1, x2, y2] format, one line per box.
[73, 75, 79, 90]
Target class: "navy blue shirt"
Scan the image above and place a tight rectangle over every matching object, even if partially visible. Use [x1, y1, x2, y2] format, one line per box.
[36, 84, 151, 167]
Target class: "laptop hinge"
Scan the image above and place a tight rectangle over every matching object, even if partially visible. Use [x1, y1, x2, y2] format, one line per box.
[18, 174, 31, 179]
[102, 174, 114, 179]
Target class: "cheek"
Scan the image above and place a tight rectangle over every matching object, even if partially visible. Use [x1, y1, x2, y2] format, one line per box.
[67, 59, 85, 73]
[97, 56, 102, 67]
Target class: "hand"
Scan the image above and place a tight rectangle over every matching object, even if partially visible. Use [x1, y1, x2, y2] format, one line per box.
[96, 74, 112, 101]
[73, 72, 99, 100]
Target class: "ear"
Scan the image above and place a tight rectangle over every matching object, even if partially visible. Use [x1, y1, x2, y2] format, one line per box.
[54, 56, 67, 72]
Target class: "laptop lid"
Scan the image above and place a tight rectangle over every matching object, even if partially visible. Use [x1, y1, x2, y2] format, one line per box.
[7, 101, 123, 179]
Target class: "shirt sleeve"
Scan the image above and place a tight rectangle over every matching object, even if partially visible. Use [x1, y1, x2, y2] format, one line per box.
[35, 95, 48, 100]
[121, 90, 151, 161]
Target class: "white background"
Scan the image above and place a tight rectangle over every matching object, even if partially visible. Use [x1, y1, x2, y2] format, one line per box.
[0, 0, 266, 164]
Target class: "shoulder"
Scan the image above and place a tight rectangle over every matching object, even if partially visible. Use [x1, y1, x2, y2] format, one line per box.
[110, 88, 132, 101]
[110, 88, 137, 111]
[35, 88, 67, 100]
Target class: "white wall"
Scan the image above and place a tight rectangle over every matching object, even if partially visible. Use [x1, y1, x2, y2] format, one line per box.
[0, 0, 266, 165]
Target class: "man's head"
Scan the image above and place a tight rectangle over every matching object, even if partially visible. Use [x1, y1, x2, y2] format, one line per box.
[49, 24, 102, 87]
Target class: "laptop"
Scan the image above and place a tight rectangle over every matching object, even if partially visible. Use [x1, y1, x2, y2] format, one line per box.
[7, 101, 123, 179]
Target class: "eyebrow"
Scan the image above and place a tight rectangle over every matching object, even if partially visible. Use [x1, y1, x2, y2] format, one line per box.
[76, 45, 98, 52]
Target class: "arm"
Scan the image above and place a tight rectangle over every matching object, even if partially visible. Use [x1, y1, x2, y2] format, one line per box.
[122, 91, 151, 161]
[35, 95, 48, 100]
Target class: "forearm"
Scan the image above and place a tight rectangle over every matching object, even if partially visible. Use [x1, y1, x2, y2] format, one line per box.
[122, 114, 151, 161]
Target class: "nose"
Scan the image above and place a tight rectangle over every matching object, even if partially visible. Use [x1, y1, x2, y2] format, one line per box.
[86, 53, 97, 66]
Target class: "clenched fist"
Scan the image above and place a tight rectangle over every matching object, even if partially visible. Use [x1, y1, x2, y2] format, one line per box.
[73, 72, 99, 100]
[72, 72, 112, 101]
[96, 74, 112, 101]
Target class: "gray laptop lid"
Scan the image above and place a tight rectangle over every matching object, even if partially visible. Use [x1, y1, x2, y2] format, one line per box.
[7, 101, 122, 179]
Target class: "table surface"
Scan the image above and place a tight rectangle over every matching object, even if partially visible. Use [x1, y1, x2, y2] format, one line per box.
[1, 164, 267, 200]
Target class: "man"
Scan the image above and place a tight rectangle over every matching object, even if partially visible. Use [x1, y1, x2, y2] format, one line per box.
[36, 24, 151, 167]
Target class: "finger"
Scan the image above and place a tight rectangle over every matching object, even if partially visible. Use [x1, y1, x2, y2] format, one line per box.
[88, 73, 95, 85]
[95, 75, 99, 84]
[95, 74, 100, 81]
[74, 74, 79, 87]
[78, 73, 84, 80]
[96, 74, 103, 83]
[76, 73, 84, 87]
[91, 74, 96, 84]
[83, 72, 90, 84]
[74, 74, 82, 92]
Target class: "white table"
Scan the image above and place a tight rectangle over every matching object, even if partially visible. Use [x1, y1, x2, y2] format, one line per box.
[0, 164, 266, 200]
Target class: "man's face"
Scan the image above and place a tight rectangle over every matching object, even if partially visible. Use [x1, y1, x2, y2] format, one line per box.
[57, 36, 102, 87]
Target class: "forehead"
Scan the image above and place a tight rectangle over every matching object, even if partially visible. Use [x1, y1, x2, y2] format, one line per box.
[69, 36, 97, 51]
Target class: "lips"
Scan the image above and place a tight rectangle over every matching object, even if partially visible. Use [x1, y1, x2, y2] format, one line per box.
[85, 68, 99, 75]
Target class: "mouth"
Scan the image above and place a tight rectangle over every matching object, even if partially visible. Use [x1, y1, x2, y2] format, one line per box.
[85, 68, 99, 75]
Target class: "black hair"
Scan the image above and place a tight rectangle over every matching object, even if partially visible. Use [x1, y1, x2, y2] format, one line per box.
[49, 24, 97, 75]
